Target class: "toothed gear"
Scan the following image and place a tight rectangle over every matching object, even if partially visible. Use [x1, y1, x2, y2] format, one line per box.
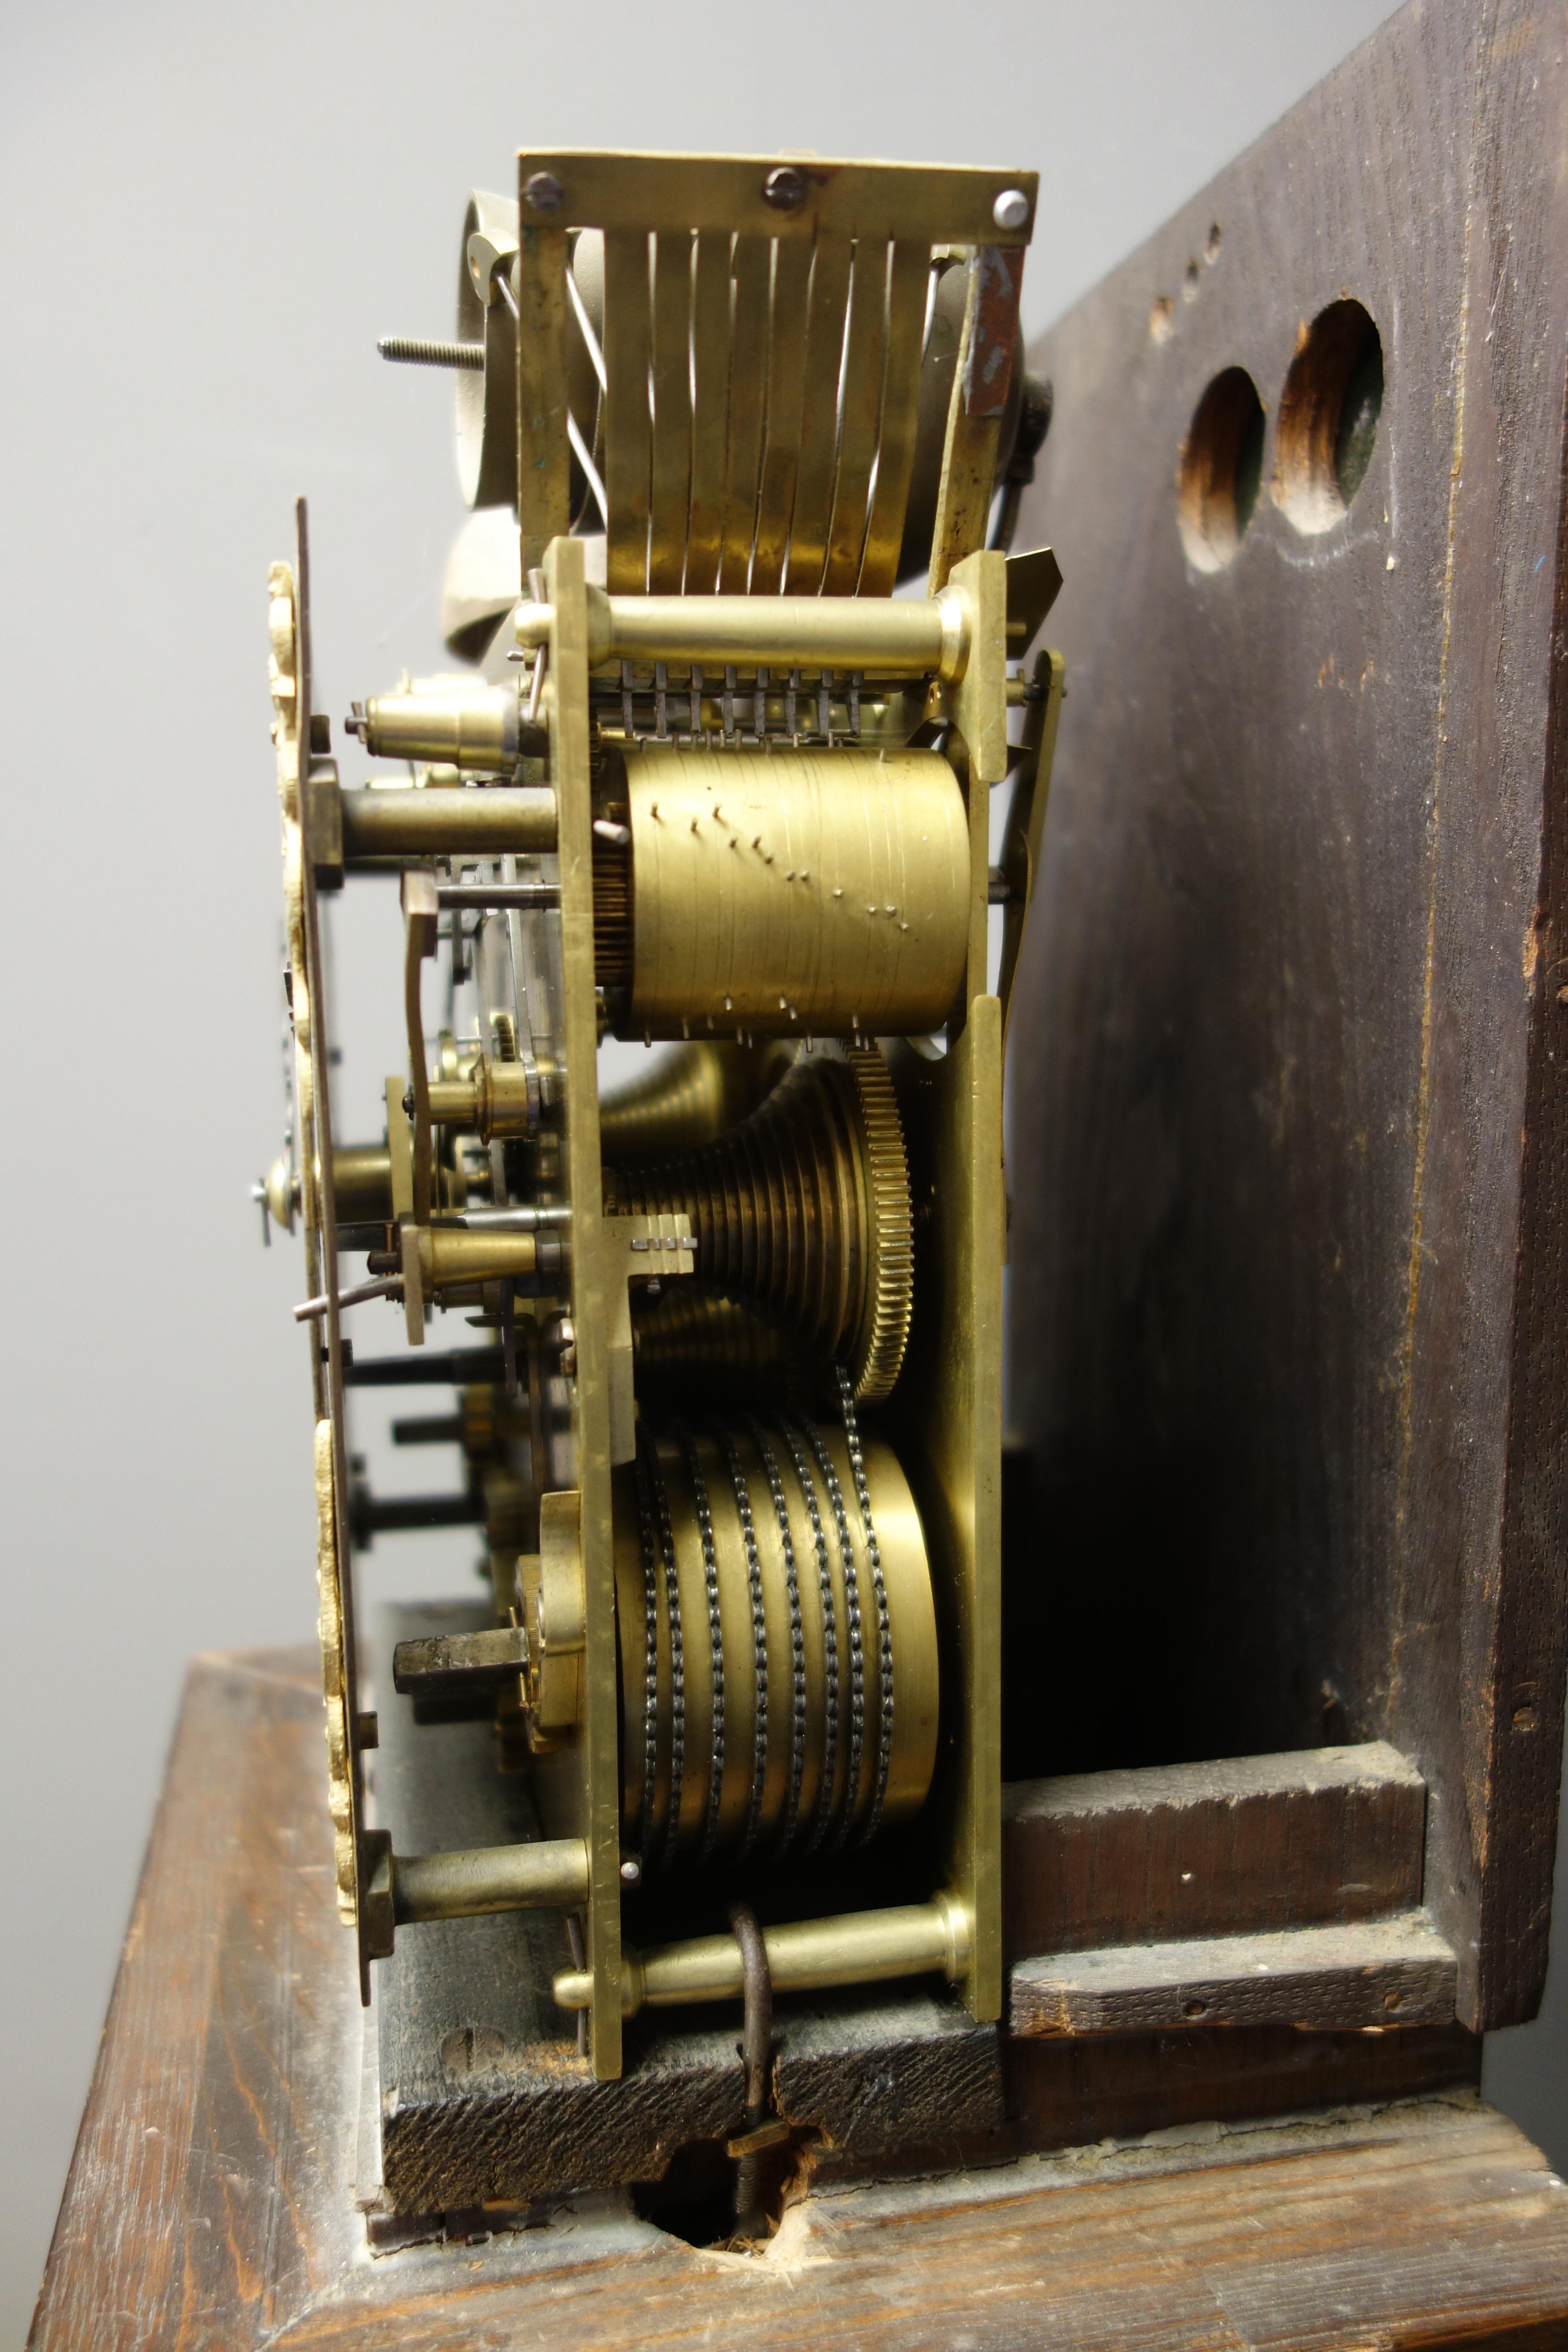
[842, 1043, 914, 1403]
[606, 1041, 915, 1397]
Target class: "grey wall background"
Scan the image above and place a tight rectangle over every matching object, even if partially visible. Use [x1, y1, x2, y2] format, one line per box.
[3, 0, 1562, 2336]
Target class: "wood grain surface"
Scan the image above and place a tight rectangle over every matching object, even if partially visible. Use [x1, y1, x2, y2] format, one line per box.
[28, 1650, 362, 2349]
[1009, 1911, 1455, 2036]
[1003, 1742, 1426, 1959]
[32, 1648, 1556, 2352]
[1007, 0, 1568, 2031]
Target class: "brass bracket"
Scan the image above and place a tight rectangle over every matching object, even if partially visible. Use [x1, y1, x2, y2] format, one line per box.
[400, 1221, 426, 1345]
[602, 1212, 697, 1463]
[304, 762, 344, 889]
[385, 1075, 415, 1222]
[360, 1828, 395, 1961]
[401, 865, 439, 1234]
[1003, 545, 1063, 663]
[521, 1487, 586, 1737]
[997, 645, 1066, 1056]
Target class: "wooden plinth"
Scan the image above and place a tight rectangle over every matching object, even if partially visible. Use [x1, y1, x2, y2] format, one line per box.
[28, 1650, 1568, 2350]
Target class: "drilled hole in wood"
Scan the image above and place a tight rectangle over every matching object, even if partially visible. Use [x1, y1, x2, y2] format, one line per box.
[631, 2130, 802, 2249]
[1177, 367, 1265, 573]
[631, 2139, 737, 2248]
[1273, 298, 1384, 533]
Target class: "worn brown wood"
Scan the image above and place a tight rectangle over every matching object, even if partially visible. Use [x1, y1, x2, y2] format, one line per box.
[793, 2015, 1479, 2189]
[1003, 1743, 1426, 1960]
[1008, 1911, 1455, 2037]
[28, 1648, 358, 2348]
[28, 1658, 1566, 2348]
[1003, 2019, 1480, 2165]
[1007, 0, 1568, 2033]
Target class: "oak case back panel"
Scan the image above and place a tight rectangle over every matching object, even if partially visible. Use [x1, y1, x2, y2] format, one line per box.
[1006, 0, 1568, 2032]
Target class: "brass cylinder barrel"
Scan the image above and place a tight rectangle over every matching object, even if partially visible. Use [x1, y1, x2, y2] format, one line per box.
[427, 1058, 537, 1141]
[426, 1078, 479, 1129]
[631, 1289, 794, 1400]
[598, 1041, 793, 1163]
[361, 683, 532, 771]
[515, 584, 973, 682]
[612, 1420, 939, 1871]
[332, 1145, 394, 1223]
[416, 1228, 537, 1286]
[600, 743, 970, 1039]
[261, 1144, 464, 1233]
[392, 1836, 589, 1923]
[553, 1895, 972, 2016]
[340, 785, 557, 858]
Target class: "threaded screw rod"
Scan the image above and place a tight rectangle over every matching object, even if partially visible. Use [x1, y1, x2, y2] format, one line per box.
[377, 336, 484, 371]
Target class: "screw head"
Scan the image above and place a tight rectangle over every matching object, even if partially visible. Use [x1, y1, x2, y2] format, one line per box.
[524, 170, 564, 214]
[763, 165, 806, 213]
[993, 187, 1031, 232]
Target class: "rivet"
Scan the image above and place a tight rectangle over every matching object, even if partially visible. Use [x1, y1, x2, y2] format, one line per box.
[525, 170, 564, 214]
[764, 164, 806, 212]
[992, 187, 1030, 232]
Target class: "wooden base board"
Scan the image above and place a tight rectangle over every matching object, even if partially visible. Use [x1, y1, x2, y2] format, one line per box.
[28, 1652, 1566, 2349]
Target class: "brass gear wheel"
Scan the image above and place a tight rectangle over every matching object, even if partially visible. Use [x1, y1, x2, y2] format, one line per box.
[605, 1042, 914, 1403]
[839, 1043, 914, 1404]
